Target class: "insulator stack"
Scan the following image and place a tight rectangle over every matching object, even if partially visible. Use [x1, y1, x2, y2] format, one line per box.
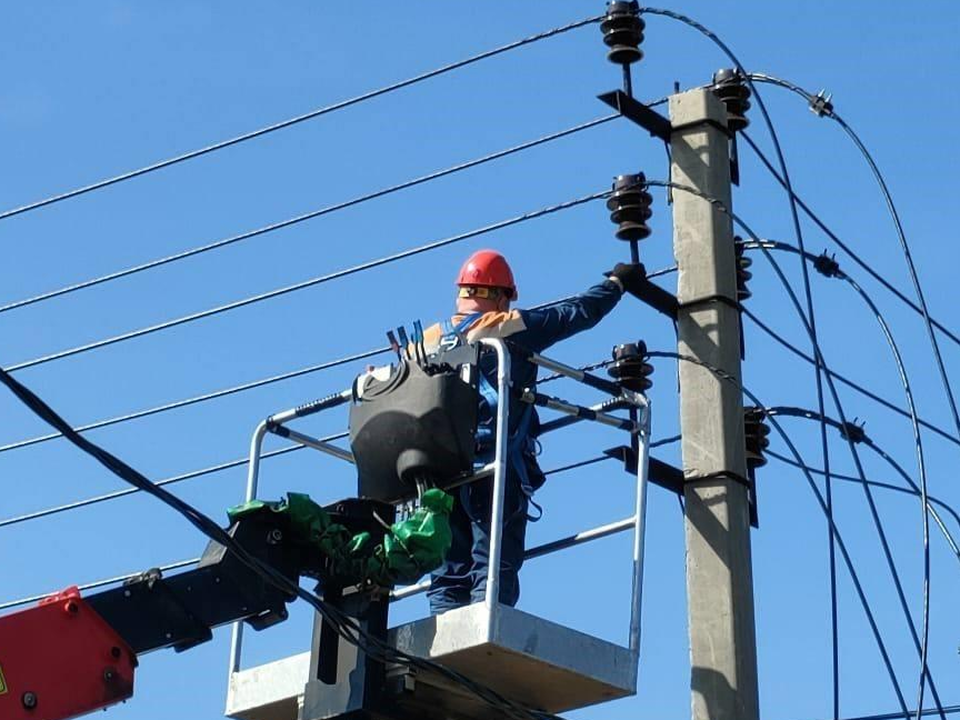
[712, 68, 751, 132]
[607, 341, 654, 392]
[607, 173, 652, 242]
[734, 237, 753, 303]
[600, 1, 644, 65]
[743, 407, 770, 469]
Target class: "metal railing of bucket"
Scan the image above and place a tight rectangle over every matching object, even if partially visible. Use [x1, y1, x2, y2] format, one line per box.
[227, 338, 652, 682]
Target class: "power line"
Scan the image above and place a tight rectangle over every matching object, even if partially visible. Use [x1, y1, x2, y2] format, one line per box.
[646, 182, 942, 717]
[0, 558, 199, 612]
[747, 75, 960, 517]
[641, 12, 842, 708]
[0, 14, 602, 223]
[0, 114, 618, 314]
[741, 238, 936, 683]
[814, 706, 960, 720]
[766, 451, 960, 562]
[7, 188, 609, 373]
[749, 241, 943, 720]
[0, 279, 641, 455]
[0, 441, 311, 530]
[0, 348, 388, 454]
[744, 123, 960, 697]
[741, 307, 960, 450]
[0, 393, 676, 532]
[648, 349, 909, 711]
[738, 130, 960, 352]
[0, 364, 565, 720]
[0, 278, 644, 454]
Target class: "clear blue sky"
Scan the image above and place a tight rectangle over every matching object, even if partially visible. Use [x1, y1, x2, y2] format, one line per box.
[1, 2, 958, 719]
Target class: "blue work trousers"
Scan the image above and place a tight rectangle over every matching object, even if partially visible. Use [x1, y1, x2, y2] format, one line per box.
[427, 469, 530, 614]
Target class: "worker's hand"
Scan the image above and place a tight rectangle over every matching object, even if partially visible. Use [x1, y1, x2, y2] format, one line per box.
[606, 262, 646, 296]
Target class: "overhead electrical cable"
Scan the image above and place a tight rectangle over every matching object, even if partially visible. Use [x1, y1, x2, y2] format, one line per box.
[808, 706, 960, 720]
[647, 350, 909, 713]
[0, 115, 618, 314]
[0, 14, 603, 222]
[7, 189, 609, 373]
[0, 558, 200, 613]
[0, 364, 571, 720]
[740, 307, 960, 450]
[639, 10, 842, 712]
[0, 356, 669, 531]
[766, 453, 960, 564]
[747, 74, 960, 486]
[0, 325, 623, 457]
[738, 130, 960, 352]
[750, 239, 942, 720]
[0, 348, 388, 454]
[745, 237, 934, 702]
[655, 179, 943, 719]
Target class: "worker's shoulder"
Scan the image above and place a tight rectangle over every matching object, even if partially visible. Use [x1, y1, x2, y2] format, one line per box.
[462, 310, 527, 341]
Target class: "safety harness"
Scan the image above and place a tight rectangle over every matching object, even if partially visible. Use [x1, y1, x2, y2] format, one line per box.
[439, 313, 543, 522]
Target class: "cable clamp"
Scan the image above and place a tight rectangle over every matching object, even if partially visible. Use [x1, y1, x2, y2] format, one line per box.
[809, 90, 834, 118]
[813, 250, 841, 278]
[839, 419, 868, 444]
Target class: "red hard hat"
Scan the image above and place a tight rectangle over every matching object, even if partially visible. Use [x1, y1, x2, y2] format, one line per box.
[456, 250, 517, 299]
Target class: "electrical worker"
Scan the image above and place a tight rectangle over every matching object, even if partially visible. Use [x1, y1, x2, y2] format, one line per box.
[423, 249, 645, 614]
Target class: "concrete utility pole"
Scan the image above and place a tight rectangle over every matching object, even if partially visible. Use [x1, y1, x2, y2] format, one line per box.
[669, 88, 760, 720]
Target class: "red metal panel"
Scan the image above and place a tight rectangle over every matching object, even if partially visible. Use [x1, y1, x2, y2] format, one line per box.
[0, 586, 137, 720]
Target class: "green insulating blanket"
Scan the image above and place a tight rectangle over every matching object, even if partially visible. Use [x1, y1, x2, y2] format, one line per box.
[227, 489, 453, 586]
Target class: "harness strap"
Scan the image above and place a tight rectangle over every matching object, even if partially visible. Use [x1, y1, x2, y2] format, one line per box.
[445, 311, 543, 523]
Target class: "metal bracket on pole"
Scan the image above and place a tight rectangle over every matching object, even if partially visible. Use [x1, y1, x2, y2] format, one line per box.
[624, 265, 679, 319]
[604, 445, 683, 495]
[597, 90, 672, 141]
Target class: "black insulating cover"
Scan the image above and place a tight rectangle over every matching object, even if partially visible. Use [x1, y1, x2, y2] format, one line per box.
[349, 360, 478, 503]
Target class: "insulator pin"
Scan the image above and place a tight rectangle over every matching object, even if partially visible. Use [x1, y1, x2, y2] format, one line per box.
[601, 1, 645, 65]
[607, 173, 652, 242]
[607, 341, 654, 392]
[712, 68, 752, 132]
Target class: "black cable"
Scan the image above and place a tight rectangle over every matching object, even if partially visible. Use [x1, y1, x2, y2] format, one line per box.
[809, 705, 960, 720]
[0, 364, 567, 720]
[748, 77, 960, 514]
[740, 307, 960, 450]
[738, 129, 960, 352]
[647, 350, 908, 709]
[0, 115, 618, 314]
[766, 406, 950, 567]
[741, 239, 936, 693]
[0, 348, 388, 454]
[774, 241, 933, 708]
[657, 178, 945, 719]
[751, 245, 943, 720]
[0, 418, 676, 534]
[0, 442, 311, 529]
[816, 124, 960, 697]
[639, 10, 841, 710]
[7, 189, 609, 373]
[0, 14, 602, 223]
[0, 276, 643, 455]
[0, 558, 200, 612]
[766, 451, 960, 563]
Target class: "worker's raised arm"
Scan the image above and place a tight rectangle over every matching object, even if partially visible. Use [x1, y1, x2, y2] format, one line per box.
[512, 263, 645, 353]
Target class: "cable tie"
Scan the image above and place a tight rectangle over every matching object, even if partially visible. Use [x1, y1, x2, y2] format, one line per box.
[683, 469, 752, 489]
